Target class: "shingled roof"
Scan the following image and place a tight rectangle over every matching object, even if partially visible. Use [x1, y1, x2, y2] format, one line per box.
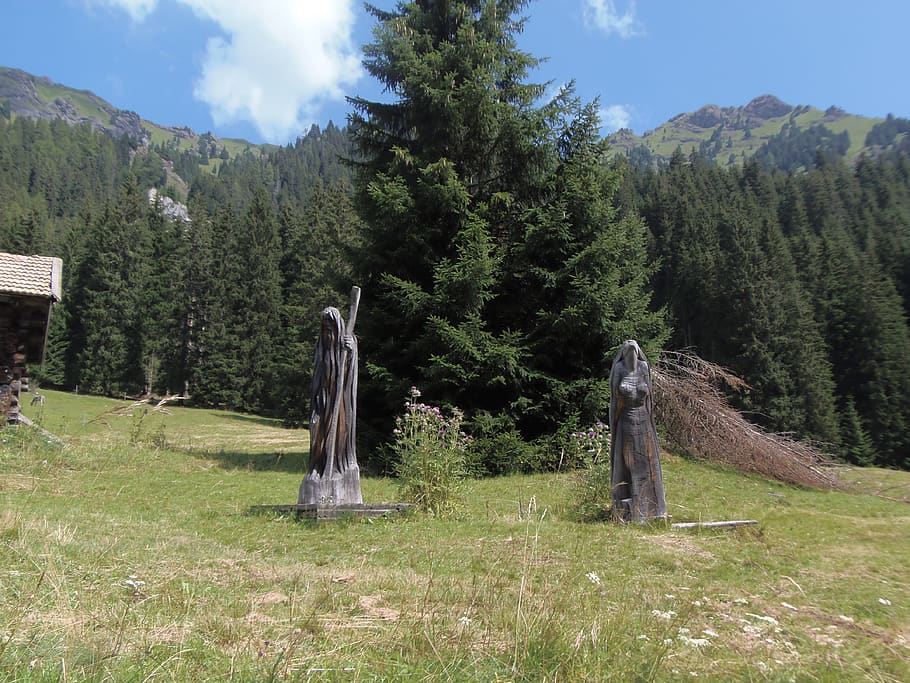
[0, 252, 63, 301]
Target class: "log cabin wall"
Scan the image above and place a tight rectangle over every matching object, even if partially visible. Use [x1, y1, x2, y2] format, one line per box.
[0, 253, 62, 425]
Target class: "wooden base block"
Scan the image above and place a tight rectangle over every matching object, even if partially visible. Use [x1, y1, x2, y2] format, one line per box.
[249, 502, 414, 521]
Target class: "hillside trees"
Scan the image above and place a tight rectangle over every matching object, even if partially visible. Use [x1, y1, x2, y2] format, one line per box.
[625, 151, 910, 466]
[276, 185, 362, 424]
[5, 67, 910, 469]
[65, 176, 148, 394]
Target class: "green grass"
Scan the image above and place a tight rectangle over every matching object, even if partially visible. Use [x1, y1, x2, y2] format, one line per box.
[1, 390, 908, 680]
[33, 81, 109, 121]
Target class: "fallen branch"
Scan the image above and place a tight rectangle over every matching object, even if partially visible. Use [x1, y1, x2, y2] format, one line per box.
[16, 414, 66, 446]
[653, 350, 838, 489]
[671, 520, 758, 529]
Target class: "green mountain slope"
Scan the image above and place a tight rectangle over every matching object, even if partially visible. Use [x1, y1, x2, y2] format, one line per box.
[0, 66, 273, 165]
[607, 94, 897, 168]
[4, 67, 905, 173]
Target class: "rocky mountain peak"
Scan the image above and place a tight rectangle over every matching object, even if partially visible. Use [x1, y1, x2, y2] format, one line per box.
[743, 94, 793, 120]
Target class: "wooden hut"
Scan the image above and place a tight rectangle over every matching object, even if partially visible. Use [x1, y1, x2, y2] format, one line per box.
[0, 252, 63, 424]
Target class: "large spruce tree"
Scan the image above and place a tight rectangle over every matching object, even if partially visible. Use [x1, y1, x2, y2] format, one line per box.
[349, 1, 667, 466]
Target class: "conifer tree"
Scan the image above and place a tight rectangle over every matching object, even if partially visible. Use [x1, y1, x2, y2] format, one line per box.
[349, 1, 668, 465]
[349, 0, 548, 440]
[509, 95, 668, 435]
[277, 185, 361, 424]
[66, 176, 146, 394]
[188, 207, 243, 409]
[229, 190, 283, 412]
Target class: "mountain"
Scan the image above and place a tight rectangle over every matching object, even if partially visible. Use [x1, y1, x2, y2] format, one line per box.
[0, 66, 273, 163]
[607, 94, 908, 169]
[4, 67, 909, 174]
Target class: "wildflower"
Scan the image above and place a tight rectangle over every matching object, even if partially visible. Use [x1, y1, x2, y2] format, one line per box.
[678, 634, 710, 647]
[586, 571, 601, 585]
[124, 576, 145, 592]
[879, 598, 892, 606]
[702, 628, 719, 638]
[746, 613, 779, 625]
[458, 615, 472, 626]
[651, 609, 677, 620]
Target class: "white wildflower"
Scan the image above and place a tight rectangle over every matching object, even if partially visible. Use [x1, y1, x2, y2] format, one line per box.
[586, 571, 601, 585]
[651, 609, 677, 620]
[878, 598, 892, 606]
[124, 577, 145, 592]
[746, 613, 779, 625]
[702, 628, 719, 638]
[458, 615, 472, 626]
[678, 634, 710, 647]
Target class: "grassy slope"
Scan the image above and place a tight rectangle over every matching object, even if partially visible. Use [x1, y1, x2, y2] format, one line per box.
[9, 73, 271, 177]
[32, 80, 111, 121]
[616, 107, 885, 168]
[1, 390, 908, 681]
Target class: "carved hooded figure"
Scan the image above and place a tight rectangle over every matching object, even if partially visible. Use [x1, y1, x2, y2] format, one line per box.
[298, 304, 362, 505]
[609, 340, 667, 522]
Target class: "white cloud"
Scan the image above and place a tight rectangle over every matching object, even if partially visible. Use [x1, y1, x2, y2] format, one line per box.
[97, 0, 158, 21]
[599, 104, 633, 133]
[96, 0, 363, 142]
[582, 0, 643, 38]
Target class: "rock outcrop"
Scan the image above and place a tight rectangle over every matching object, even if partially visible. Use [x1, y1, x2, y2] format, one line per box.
[0, 67, 149, 144]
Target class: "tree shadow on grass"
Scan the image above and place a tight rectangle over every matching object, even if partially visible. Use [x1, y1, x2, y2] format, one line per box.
[183, 446, 309, 473]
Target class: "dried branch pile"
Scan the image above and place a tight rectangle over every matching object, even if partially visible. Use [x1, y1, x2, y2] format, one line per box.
[652, 351, 838, 489]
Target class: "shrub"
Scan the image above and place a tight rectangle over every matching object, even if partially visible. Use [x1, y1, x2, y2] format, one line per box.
[571, 421, 614, 521]
[467, 411, 544, 474]
[393, 387, 469, 516]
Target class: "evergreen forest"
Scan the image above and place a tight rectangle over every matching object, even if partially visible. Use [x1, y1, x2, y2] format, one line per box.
[2, 0, 910, 471]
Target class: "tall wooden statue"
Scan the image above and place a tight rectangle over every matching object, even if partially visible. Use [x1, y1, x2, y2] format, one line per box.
[609, 339, 667, 523]
[298, 287, 362, 506]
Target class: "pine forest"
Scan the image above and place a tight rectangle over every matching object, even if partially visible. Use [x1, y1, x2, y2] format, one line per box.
[2, 1, 910, 471]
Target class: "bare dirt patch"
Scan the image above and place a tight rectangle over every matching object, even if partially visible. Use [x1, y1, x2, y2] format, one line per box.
[647, 533, 715, 559]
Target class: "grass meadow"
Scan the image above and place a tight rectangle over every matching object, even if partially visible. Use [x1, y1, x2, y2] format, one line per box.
[1, 390, 908, 681]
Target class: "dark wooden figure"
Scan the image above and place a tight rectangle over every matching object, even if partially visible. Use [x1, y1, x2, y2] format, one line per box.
[298, 287, 363, 505]
[609, 340, 667, 523]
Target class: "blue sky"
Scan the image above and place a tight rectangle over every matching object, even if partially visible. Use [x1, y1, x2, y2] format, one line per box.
[3, 1, 908, 145]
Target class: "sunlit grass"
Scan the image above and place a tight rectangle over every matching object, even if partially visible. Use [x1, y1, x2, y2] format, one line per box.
[1, 391, 908, 680]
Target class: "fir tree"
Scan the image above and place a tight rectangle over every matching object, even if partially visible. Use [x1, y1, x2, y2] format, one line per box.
[349, 0, 548, 447]
[349, 2, 668, 468]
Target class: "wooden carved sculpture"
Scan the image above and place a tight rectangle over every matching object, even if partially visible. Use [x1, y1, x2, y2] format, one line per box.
[609, 340, 667, 523]
[298, 287, 363, 505]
